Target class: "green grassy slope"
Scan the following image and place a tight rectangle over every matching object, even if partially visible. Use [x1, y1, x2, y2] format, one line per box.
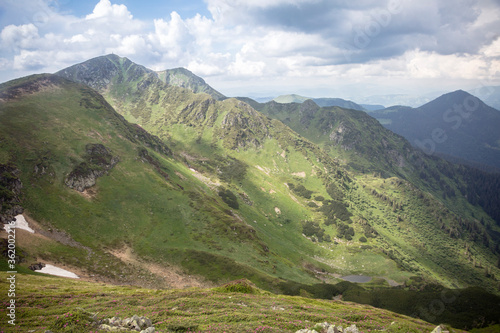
[53, 55, 500, 293]
[156, 67, 226, 100]
[0, 74, 327, 290]
[0, 272, 448, 333]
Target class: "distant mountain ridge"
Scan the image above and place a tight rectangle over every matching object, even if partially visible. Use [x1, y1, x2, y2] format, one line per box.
[272, 94, 373, 111]
[371, 90, 500, 169]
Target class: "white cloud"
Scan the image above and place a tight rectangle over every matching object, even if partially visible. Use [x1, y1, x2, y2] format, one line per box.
[405, 50, 498, 80]
[481, 37, 500, 58]
[13, 50, 46, 70]
[229, 53, 266, 77]
[86, 0, 132, 20]
[0, 0, 499, 98]
[64, 34, 91, 44]
[107, 35, 149, 56]
[149, 12, 193, 59]
[0, 58, 10, 70]
[1, 24, 39, 50]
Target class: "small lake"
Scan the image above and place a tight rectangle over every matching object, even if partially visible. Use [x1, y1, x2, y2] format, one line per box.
[340, 275, 372, 283]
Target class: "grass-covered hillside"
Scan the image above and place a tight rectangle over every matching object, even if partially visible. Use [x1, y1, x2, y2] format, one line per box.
[53, 55, 500, 294]
[1, 55, 500, 331]
[0, 271, 450, 333]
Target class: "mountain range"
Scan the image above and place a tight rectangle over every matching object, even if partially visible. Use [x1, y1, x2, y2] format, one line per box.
[1, 54, 500, 331]
[272, 93, 384, 111]
[371, 90, 500, 171]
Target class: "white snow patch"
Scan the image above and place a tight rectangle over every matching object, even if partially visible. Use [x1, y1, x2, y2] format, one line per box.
[13, 215, 34, 233]
[39, 264, 79, 279]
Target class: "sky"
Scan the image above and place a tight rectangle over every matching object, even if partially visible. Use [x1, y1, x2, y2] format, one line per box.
[1, 0, 500, 104]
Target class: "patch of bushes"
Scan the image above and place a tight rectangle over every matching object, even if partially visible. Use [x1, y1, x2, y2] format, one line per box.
[218, 156, 247, 183]
[337, 223, 355, 239]
[217, 279, 258, 294]
[320, 199, 352, 222]
[218, 188, 239, 209]
[288, 183, 314, 199]
[302, 221, 330, 242]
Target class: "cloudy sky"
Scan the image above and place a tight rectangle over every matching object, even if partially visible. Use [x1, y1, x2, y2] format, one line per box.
[1, 0, 499, 103]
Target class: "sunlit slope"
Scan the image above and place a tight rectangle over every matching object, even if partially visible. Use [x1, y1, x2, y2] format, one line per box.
[54, 55, 500, 292]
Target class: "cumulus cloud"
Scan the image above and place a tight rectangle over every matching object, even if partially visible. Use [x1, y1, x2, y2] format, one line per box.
[0, 0, 499, 98]
[86, 0, 132, 20]
[1, 24, 39, 50]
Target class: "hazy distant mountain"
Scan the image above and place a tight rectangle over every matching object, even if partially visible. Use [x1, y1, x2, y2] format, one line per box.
[360, 104, 385, 111]
[272, 94, 308, 104]
[356, 93, 442, 108]
[273, 94, 366, 111]
[371, 90, 500, 169]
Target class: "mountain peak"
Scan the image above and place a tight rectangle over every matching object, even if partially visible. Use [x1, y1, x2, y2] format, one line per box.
[56, 54, 154, 91]
[419, 89, 483, 111]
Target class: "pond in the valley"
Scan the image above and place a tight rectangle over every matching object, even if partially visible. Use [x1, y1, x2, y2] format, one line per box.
[340, 275, 372, 283]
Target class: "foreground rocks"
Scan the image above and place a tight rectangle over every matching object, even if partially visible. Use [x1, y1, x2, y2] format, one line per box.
[43, 313, 155, 333]
[296, 322, 359, 333]
[28, 262, 46, 271]
[98, 314, 155, 332]
[296, 323, 451, 333]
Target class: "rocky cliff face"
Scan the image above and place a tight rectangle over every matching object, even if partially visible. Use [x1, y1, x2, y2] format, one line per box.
[65, 144, 119, 192]
[0, 163, 23, 224]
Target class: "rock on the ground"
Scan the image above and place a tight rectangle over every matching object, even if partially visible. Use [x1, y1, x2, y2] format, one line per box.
[99, 315, 155, 332]
[296, 323, 358, 333]
[431, 325, 450, 333]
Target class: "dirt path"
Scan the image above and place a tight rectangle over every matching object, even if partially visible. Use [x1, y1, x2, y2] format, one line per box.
[108, 246, 213, 289]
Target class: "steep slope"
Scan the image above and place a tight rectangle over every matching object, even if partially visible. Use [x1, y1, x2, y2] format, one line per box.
[52, 55, 500, 294]
[156, 67, 226, 100]
[1, 74, 342, 291]
[253, 97, 500, 227]
[250, 99, 417, 177]
[371, 90, 500, 169]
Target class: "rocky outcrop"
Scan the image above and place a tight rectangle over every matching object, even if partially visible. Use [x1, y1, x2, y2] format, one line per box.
[28, 262, 46, 271]
[296, 323, 359, 333]
[0, 163, 23, 225]
[65, 144, 119, 192]
[98, 315, 155, 332]
[431, 325, 450, 333]
[44, 313, 155, 333]
[329, 122, 358, 151]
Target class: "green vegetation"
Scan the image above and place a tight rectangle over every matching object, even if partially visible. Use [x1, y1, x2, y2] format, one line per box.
[1, 55, 500, 333]
[0, 271, 447, 333]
